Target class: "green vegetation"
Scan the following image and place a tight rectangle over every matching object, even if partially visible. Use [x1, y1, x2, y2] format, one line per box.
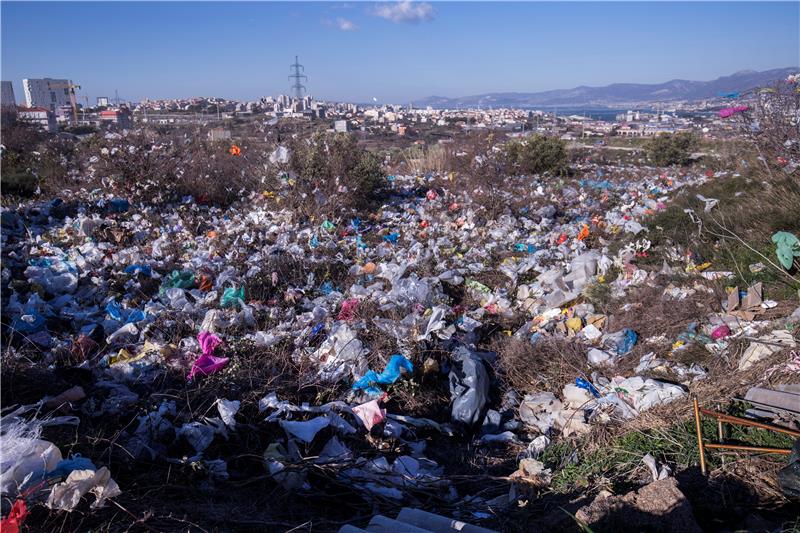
[288, 132, 386, 215]
[645, 132, 699, 166]
[646, 169, 800, 298]
[504, 134, 568, 175]
[1, 170, 38, 197]
[541, 412, 795, 494]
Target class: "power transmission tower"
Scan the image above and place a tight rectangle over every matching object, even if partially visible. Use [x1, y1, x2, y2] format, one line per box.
[288, 55, 307, 99]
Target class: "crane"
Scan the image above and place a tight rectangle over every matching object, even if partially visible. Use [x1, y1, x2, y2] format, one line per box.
[49, 80, 81, 125]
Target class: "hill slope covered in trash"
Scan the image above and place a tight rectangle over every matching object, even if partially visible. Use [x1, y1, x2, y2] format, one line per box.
[2, 102, 799, 531]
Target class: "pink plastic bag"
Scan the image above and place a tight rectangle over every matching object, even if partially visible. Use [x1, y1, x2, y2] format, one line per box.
[711, 325, 731, 340]
[188, 332, 228, 380]
[337, 298, 360, 321]
[352, 400, 385, 431]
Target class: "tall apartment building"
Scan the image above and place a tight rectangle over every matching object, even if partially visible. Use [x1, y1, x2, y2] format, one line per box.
[22, 78, 73, 112]
[1, 81, 16, 108]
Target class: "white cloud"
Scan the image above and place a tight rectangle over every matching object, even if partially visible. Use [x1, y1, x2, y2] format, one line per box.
[336, 17, 358, 31]
[372, 1, 434, 24]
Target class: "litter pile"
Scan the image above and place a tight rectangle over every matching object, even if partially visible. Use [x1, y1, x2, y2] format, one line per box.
[2, 154, 798, 530]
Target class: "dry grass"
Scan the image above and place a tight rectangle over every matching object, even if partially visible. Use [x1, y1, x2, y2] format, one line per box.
[402, 144, 453, 175]
[492, 336, 591, 394]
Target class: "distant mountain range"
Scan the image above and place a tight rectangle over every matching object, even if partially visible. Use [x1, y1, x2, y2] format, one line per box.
[414, 68, 797, 109]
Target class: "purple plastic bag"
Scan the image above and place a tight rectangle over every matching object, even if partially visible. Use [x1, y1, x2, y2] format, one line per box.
[188, 332, 228, 380]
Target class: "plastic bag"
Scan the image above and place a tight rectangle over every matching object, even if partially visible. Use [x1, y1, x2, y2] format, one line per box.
[188, 332, 228, 380]
[352, 355, 413, 396]
[160, 270, 195, 294]
[220, 286, 245, 309]
[772, 231, 800, 270]
[448, 346, 490, 426]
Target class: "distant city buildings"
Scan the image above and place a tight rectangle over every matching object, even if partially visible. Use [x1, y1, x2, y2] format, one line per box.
[3, 70, 733, 140]
[208, 127, 231, 141]
[99, 108, 132, 128]
[22, 78, 74, 112]
[1, 81, 16, 109]
[17, 106, 57, 132]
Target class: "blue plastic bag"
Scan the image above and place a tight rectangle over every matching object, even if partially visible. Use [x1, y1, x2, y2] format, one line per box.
[383, 232, 399, 244]
[12, 311, 46, 333]
[106, 301, 146, 323]
[320, 281, 334, 295]
[618, 329, 638, 354]
[47, 455, 96, 479]
[352, 354, 413, 396]
[575, 377, 600, 398]
[124, 264, 152, 277]
[108, 198, 130, 213]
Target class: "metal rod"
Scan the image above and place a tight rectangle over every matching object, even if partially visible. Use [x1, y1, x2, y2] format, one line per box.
[717, 420, 725, 465]
[693, 397, 706, 475]
[699, 408, 800, 438]
[703, 443, 792, 455]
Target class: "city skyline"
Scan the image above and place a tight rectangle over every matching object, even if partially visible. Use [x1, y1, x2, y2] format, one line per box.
[2, 1, 798, 104]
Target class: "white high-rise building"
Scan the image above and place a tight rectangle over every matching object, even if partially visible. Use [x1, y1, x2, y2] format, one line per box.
[23, 78, 73, 112]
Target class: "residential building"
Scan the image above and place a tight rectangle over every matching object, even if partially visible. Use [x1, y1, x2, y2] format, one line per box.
[17, 106, 56, 132]
[22, 78, 74, 112]
[55, 104, 75, 124]
[99, 108, 132, 128]
[208, 127, 231, 141]
[334, 119, 348, 133]
[1, 81, 16, 109]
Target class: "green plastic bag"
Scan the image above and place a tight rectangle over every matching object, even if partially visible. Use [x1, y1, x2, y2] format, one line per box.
[465, 279, 492, 294]
[772, 232, 800, 270]
[160, 270, 195, 294]
[220, 286, 245, 309]
[321, 220, 336, 232]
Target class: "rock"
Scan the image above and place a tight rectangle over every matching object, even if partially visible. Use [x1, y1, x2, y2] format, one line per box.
[575, 478, 701, 532]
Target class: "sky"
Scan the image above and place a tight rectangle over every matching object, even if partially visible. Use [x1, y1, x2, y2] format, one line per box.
[2, 1, 798, 104]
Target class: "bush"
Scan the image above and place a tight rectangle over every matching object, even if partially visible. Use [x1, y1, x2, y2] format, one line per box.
[1, 170, 38, 197]
[0, 121, 78, 197]
[503, 134, 568, 176]
[645, 132, 698, 166]
[288, 132, 385, 217]
[84, 131, 269, 206]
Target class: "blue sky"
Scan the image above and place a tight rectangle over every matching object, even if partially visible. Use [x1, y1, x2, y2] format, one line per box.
[2, 1, 798, 104]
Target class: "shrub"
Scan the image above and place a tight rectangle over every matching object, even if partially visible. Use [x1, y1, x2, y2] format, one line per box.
[84, 130, 269, 206]
[645, 132, 698, 166]
[288, 132, 385, 217]
[1, 170, 38, 197]
[503, 134, 568, 175]
[0, 120, 77, 197]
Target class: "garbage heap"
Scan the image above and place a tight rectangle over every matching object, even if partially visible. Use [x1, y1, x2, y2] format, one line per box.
[1, 162, 797, 528]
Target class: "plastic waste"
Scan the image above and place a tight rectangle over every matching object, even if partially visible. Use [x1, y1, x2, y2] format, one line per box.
[220, 286, 245, 309]
[352, 354, 413, 396]
[123, 264, 152, 277]
[188, 332, 229, 380]
[216, 399, 240, 429]
[449, 346, 490, 426]
[772, 231, 800, 270]
[0, 500, 27, 533]
[46, 467, 121, 510]
[280, 417, 330, 443]
[160, 270, 195, 293]
[352, 400, 386, 431]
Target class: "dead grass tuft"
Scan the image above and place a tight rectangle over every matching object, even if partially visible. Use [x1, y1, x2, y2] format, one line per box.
[492, 336, 590, 394]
